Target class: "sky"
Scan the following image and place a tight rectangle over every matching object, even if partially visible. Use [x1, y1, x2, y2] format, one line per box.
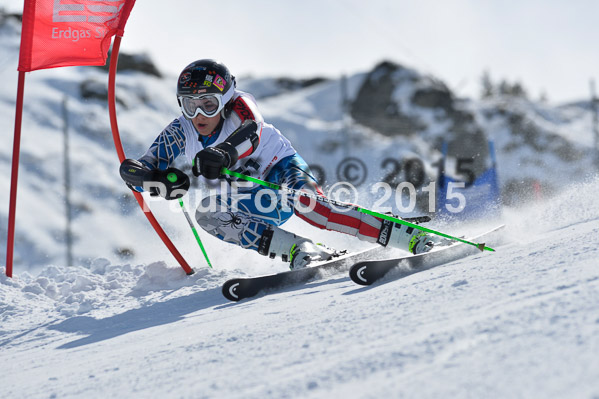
[3, 0, 599, 103]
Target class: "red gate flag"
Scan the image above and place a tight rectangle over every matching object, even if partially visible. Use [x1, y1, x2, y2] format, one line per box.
[18, 0, 135, 72]
[7, 0, 136, 278]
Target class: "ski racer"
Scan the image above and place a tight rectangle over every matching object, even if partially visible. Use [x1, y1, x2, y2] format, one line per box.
[120, 59, 434, 269]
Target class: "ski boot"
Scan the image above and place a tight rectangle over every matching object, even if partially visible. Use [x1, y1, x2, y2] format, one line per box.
[258, 228, 338, 269]
[377, 220, 434, 255]
[289, 241, 338, 270]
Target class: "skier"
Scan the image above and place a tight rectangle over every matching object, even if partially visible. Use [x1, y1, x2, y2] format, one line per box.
[120, 59, 434, 269]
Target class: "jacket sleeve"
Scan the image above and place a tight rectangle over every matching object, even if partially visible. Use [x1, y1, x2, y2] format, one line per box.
[226, 93, 264, 160]
[138, 119, 187, 170]
[213, 120, 259, 168]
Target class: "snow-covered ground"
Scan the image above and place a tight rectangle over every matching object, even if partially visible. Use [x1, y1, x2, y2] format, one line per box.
[1, 177, 598, 398]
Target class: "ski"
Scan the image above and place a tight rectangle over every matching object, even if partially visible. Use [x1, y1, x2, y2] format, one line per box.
[349, 225, 505, 286]
[222, 246, 384, 302]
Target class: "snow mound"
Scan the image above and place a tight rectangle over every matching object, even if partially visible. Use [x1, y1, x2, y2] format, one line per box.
[0, 257, 233, 348]
[503, 175, 599, 245]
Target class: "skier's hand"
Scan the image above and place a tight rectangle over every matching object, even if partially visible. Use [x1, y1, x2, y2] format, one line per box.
[120, 158, 150, 188]
[143, 168, 190, 200]
[192, 147, 231, 179]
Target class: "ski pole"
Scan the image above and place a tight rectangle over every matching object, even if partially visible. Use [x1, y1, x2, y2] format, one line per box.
[165, 171, 213, 268]
[177, 198, 213, 268]
[221, 168, 495, 252]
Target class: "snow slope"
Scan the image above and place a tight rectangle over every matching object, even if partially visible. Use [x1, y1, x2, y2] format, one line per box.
[1, 177, 599, 398]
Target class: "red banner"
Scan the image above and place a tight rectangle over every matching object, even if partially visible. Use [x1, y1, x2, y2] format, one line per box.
[18, 0, 135, 72]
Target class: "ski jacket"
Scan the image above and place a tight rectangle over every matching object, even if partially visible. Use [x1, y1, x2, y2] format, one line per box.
[139, 90, 296, 188]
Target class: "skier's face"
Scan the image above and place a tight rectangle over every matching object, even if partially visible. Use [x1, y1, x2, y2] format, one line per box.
[192, 112, 222, 136]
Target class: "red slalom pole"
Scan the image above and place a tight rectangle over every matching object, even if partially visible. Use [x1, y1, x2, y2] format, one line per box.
[107, 36, 194, 275]
[5, 71, 27, 277]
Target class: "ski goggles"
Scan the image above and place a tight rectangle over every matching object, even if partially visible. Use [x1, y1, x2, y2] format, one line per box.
[179, 93, 224, 119]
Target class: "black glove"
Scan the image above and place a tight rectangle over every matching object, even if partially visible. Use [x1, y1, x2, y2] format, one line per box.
[142, 168, 190, 200]
[192, 147, 232, 179]
[120, 159, 150, 188]
[120, 159, 189, 200]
